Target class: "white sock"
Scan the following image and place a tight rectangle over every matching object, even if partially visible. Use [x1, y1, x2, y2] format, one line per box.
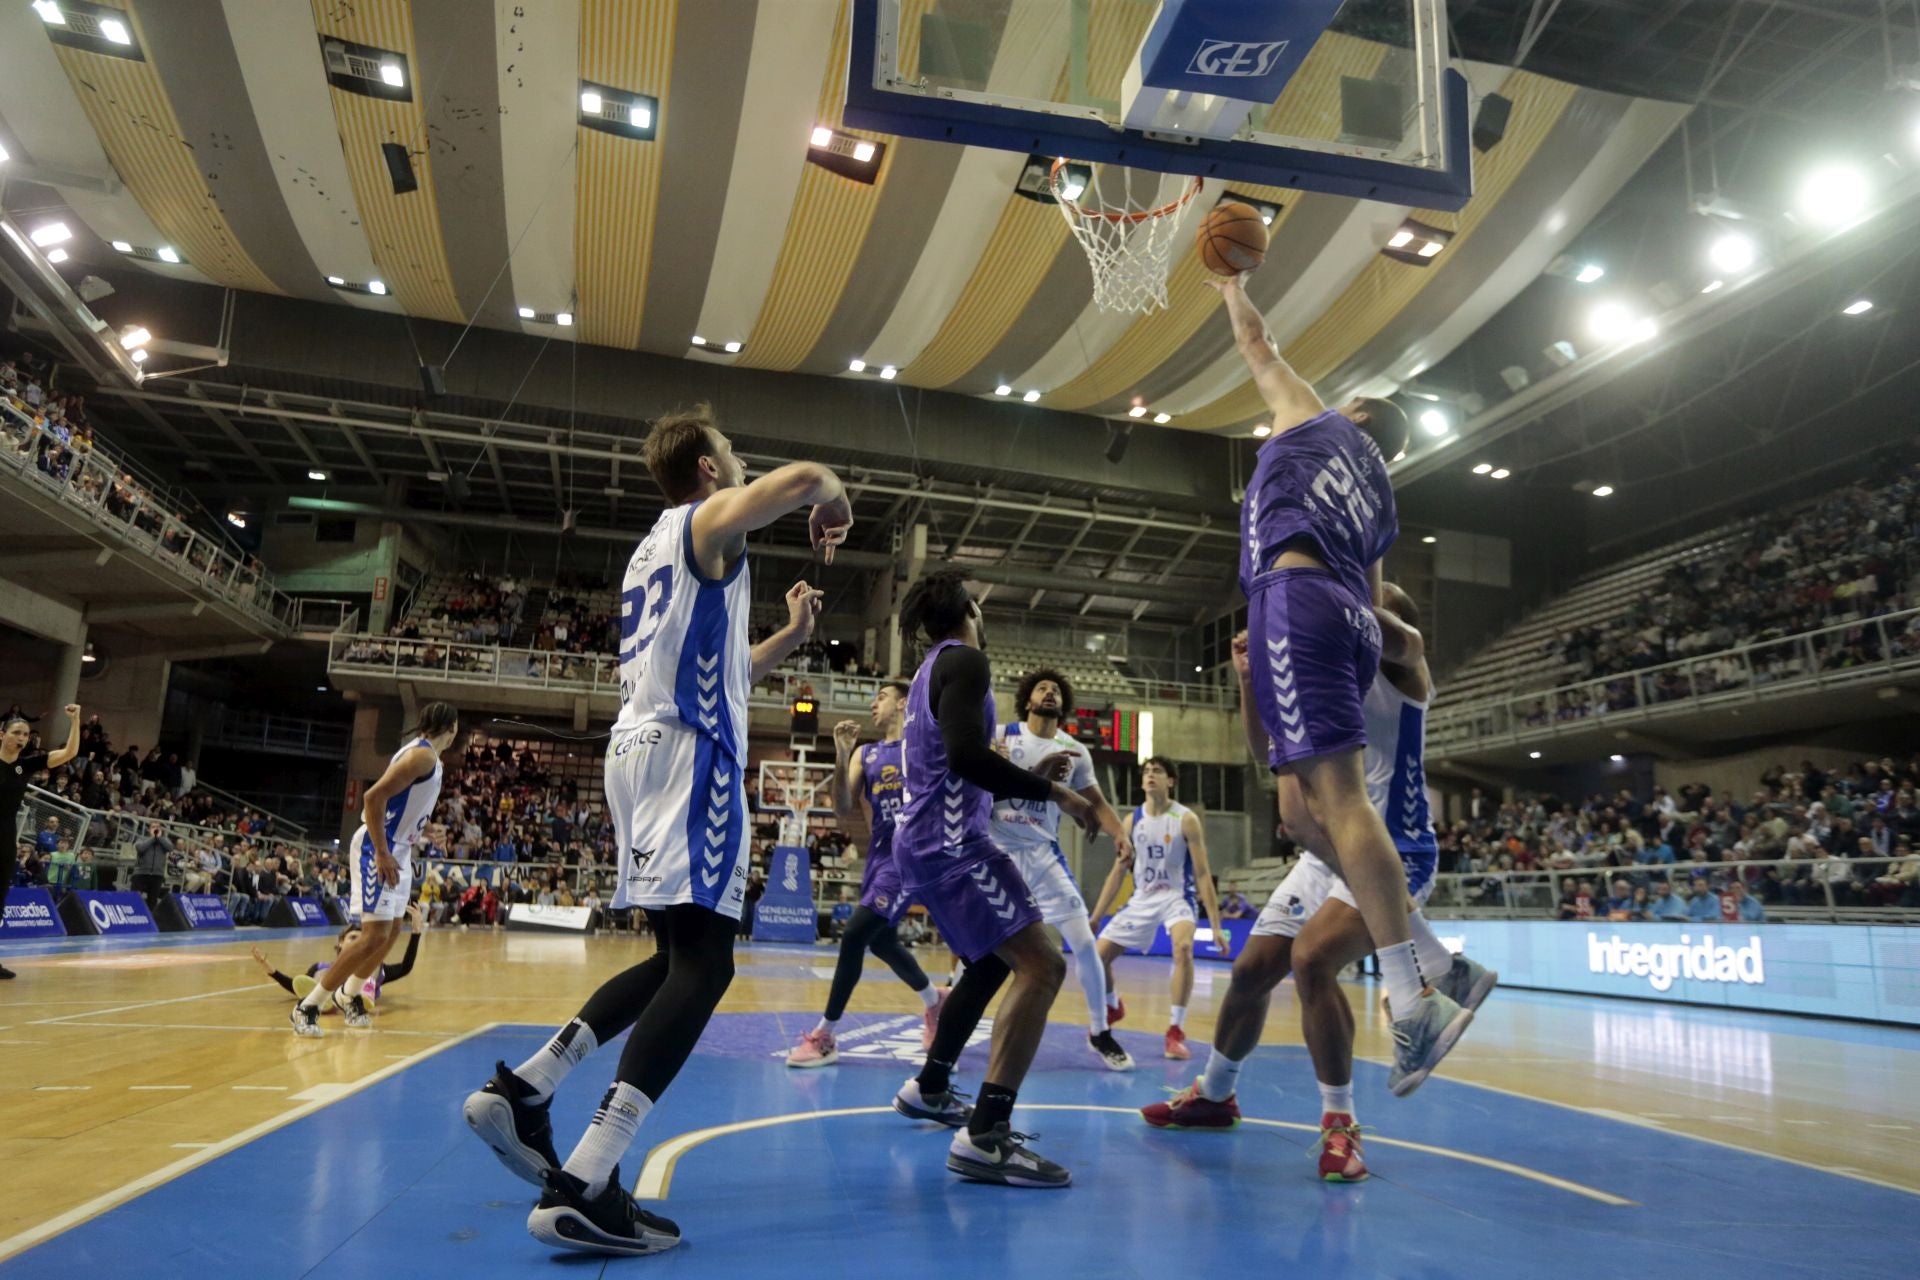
[299, 980, 329, 1011]
[514, 1018, 600, 1104]
[814, 1016, 839, 1034]
[1197, 1047, 1244, 1102]
[1319, 1080, 1354, 1117]
[340, 973, 367, 1000]
[1058, 915, 1108, 1033]
[1379, 941, 1424, 1020]
[1169, 1005, 1187, 1030]
[915, 985, 939, 1009]
[561, 1082, 653, 1195]
[1405, 911, 1453, 985]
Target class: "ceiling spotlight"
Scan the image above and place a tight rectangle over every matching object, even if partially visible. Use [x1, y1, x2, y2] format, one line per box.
[156, 245, 180, 263]
[119, 326, 151, 349]
[1574, 263, 1605, 284]
[556, 311, 574, 326]
[1059, 177, 1086, 202]
[129, 348, 148, 364]
[1491, 467, 1511, 479]
[1591, 484, 1614, 497]
[994, 384, 1012, 396]
[99, 16, 131, 44]
[1701, 279, 1724, 294]
[878, 364, 896, 379]
[629, 104, 650, 129]
[690, 335, 707, 346]
[29, 222, 72, 247]
[1796, 165, 1869, 228]
[308, 469, 329, 481]
[517, 305, 535, 319]
[1842, 299, 1874, 316]
[111, 240, 133, 253]
[1472, 462, 1492, 475]
[367, 279, 387, 295]
[226, 511, 248, 529]
[1252, 424, 1273, 438]
[1631, 317, 1659, 342]
[1127, 405, 1147, 418]
[1387, 229, 1414, 249]
[1419, 408, 1448, 437]
[1528, 750, 1542, 760]
[326, 275, 346, 286]
[848, 358, 866, 373]
[580, 90, 602, 114]
[45, 247, 68, 264]
[1708, 232, 1757, 274]
[380, 61, 405, 88]
[723, 340, 741, 353]
[1587, 301, 1637, 342]
[1609, 754, 1625, 763]
[1417, 240, 1444, 258]
[1153, 412, 1171, 424]
[852, 141, 876, 163]
[1022, 389, 1040, 402]
[810, 126, 833, 147]
[1383, 218, 1454, 265]
[0, 141, 7, 164]
[32, 2, 64, 25]
[1421, 535, 1437, 544]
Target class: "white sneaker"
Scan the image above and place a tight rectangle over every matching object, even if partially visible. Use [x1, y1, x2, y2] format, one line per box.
[891, 1078, 972, 1127]
[947, 1124, 1070, 1188]
[289, 1002, 323, 1038]
[1388, 990, 1472, 1097]
[1435, 954, 1499, 1012]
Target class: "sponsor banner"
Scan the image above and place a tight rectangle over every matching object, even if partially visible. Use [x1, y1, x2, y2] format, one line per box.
[505, 903, 594, 933]
[751, 846, 816, 943]
[1085, 915, 1250, 959]
[285, 896, 330, 927]
[173, 893, 235, 930]
[1435, 920, 1920, 1027]
[0, 887, 66, 939]
[75, 890, 158, 935]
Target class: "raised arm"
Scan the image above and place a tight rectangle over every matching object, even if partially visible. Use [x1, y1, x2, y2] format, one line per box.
[690, 462, 851, 571]
[1230, 632, 1270, 767]
[1208, 274, 1324, 433]
[749, 580, 825, 683]
[46, 704, 82, 770]
[830, 720, 865, 819]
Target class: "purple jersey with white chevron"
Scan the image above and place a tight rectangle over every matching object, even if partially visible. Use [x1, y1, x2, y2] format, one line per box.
[859, 739, 905, 866]
[894, 639, 997, 886]
[1240, 409, 1397, 604]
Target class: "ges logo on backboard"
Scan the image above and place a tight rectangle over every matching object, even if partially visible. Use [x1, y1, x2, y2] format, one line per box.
[1188, 38, 1288, 78]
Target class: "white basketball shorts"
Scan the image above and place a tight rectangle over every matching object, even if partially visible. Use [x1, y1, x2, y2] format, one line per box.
[1097, 891, 1197, 952]
[605, 718, 748, 920]
[1006, 841, 1089, 928]
[349, 826, 414, 922]
[1251, 852, 1435, 940]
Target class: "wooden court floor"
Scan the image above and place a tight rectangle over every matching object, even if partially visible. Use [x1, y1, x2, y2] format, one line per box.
[2, 925, 1917, 1258]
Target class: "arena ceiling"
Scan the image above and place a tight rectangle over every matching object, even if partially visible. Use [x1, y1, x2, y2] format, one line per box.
[0, 0, 1689, 439]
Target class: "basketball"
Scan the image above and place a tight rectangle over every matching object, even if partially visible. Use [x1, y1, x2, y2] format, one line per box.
[1197, 201, 1269, 276]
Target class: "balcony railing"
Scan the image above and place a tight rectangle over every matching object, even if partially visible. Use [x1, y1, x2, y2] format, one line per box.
[3, 400, 289, 626]
[1429, 607, 1920, 750]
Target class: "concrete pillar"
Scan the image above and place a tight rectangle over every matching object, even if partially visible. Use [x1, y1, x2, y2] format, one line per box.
[51, 623, 88, 714]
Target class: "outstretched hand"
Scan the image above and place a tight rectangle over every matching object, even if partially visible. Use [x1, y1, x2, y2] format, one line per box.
[784, 580, 825, 640]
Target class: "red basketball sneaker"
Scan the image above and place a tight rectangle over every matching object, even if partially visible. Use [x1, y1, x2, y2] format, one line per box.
[1105, 996, 1125, 1027]
[1140, 1081, 1240, 1130]
[1163, 1024, 1191, 1060]
[1316, 1113, 1368, 1182]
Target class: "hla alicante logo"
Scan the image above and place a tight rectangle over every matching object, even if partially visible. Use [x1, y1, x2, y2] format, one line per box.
[87, 899, 149, 929]
[1586, 931, 1764, 992]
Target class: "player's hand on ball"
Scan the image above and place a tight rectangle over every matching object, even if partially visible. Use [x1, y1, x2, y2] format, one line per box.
[784, 580, 825, 638]
[1230, 630, 1251, 679]
[1034, 750, 1075, 782]
[832, 720, 861, 751]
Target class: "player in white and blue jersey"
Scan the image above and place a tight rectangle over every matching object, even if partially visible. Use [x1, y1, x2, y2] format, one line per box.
[290, 700, 458, 1038]
[1094, 757, 1228, 1062]
[989, 668, 1133, 1071]
[1145, 585, 1496, 1181]
[463, 408, 851, 1258]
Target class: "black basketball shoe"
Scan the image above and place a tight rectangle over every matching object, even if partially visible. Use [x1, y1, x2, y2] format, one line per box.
[463, 1061, 562, 1186]
[526, 1164, 681, 1256]
[947, 1123, 1071, 1188]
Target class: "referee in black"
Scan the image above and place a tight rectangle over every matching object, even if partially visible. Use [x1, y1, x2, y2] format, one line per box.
[2, 703, 82, 979]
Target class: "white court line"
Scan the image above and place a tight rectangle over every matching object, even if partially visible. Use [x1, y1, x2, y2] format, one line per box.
[287, 1083, 357, 1104]
[1591, 1108, 1660, 1126]
[1868, 1124, 1914, 1131]
[169, 1143, 211, 1150]
[33, 1086, 90, 1092]
[128, 1085, 192, 1092]
[229, 1085, 287, 1091]
[61, 1021, 462, 1038]
[0, 1021, 499, 1264]
[27, 984, 264, 1026]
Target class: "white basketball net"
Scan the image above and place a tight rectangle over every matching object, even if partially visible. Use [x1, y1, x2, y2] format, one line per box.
[1052, 160, 1204, 314]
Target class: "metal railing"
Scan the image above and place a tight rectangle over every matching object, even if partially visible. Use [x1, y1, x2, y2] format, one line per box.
[1429, 607, 1920, 749]
[1421, 854, 1919, 925]
[2, 398, 290, 625]
[205, 708, 351, 762]
[15, 784, 339, 886]
[189, 778, 312, 837]
[286, 598, 360, 634]
[325, 631, 1236, 711]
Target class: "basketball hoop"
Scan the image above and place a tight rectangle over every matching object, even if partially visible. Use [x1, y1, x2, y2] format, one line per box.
[1051, 159, 1204, 314]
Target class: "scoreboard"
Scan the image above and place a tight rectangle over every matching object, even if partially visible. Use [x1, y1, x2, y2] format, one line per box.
[1064, 707, 1144, 754]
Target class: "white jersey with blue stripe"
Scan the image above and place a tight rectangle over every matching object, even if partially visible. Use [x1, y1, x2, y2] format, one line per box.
[988, 722, 1095, 858]
[375, 737, 442, 854]
[1129, 801, 1195, 905]
[613, 502, 752, 760]
[1363, 670, 1437, 855]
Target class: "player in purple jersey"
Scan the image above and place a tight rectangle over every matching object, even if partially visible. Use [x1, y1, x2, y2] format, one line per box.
[786, 680, 948, 1067]
[1210, 272, 1473, 1094]
[886, 571, 1129, 1188]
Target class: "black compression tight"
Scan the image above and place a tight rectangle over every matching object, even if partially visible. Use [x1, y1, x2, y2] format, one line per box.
[917, 953, 1011, 1094]
[824, 906, 930, 1021]
[569, 904, 738, 1102]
